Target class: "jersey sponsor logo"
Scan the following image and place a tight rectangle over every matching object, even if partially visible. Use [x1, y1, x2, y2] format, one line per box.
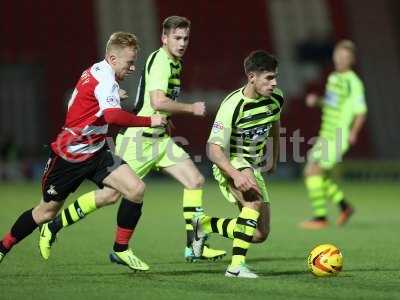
[325, 91, 338, 107]
[46, 185, 58, 196]
[240, 123, 272, 141]
[212, 121, 224, 133]
[106, 95, 118, 106]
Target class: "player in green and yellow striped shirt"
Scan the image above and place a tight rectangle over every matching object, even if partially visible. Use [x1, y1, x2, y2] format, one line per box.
[300, 40, 367, 229]
[192, 50, 282, 278]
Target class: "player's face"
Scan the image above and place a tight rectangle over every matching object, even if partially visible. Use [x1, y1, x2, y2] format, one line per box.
[112, 47, 137, 81]
[251, 71, 277, 97]
[162, 27, 190, 59]
[333, 47, 353, 72]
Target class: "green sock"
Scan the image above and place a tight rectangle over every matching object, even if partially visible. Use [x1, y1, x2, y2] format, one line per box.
[182, 189, 204, 247]
[323, 178, 345, 204]
[305, 175, 327, 218]
[49, 191, 97, 234]
[231, 207, 259, 266]
[201, 216, 236, 239]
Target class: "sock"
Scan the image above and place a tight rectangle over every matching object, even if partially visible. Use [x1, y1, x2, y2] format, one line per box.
[201, 216, 236, 239]
[231, 207, 259, 267]
[182, 189, 203, 247]
[48, 191, 96, 234]
[323, 178, 348, 210]
[1, 208, 38, 253]
[305, 175, 327, 218]
[0, 233, 16, 254]
[324, 178, 344, 203]
[113, 198, 143, 252]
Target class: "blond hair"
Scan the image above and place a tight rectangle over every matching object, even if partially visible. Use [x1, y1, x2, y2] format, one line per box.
[106, 32, 139, 54]
[335, 39, 356, 54]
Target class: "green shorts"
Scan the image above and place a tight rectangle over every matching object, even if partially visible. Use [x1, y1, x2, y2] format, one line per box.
[115, 133, 190, 178]
[308, 137, 349, 170]
[212, 157, 270, 203]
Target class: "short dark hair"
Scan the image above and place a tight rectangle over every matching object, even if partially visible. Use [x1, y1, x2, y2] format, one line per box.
[244, 50, 278, 75]
[162, 16, 191, 34]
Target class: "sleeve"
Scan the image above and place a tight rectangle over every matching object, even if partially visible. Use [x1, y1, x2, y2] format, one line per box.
[94, 80, 121, 112]
[146, 56, 170, 93]
[351, 79, 367, 114]
[207, 100, 236, 149]
[271, 88, 284, 121]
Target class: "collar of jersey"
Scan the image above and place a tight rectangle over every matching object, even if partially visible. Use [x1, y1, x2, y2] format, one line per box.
[240, 87, 267, 102]
[160, 47, 181, 66]
[100, 60, 116, 78]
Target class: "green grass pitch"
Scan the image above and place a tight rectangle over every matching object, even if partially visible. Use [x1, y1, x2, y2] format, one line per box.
[0, 180, 399, 299]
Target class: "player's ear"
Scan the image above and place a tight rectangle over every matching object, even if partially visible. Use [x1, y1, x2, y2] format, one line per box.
[248, 72, 256, 84]
[108, 53, 118, 66]
[161, 32, 168, 45]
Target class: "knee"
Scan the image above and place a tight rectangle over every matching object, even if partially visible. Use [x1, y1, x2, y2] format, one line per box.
[125, 180, 145, 202]
[246, 200, 263, 212]
[304, 162, 322, 177]
[34, 208, 58, 224]
[106, 189, 121, 205]
[252, 228, 270, 243]
[186, 174, 205, 189]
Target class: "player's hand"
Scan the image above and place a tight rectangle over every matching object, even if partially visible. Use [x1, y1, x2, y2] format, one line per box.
[349, 131, 358, 145]
[119, 89, 129, 100]
[150, 115, 167, 127]
[192, 102, 206, 116]
[232, 171, 261, 195]
[305, 93, 319, 107]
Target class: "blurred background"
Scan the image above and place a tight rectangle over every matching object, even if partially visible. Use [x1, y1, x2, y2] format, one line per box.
[1, 0, 400, 182]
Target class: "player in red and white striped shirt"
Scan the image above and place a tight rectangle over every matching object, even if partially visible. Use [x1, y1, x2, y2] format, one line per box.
[0, 32, 166, 270]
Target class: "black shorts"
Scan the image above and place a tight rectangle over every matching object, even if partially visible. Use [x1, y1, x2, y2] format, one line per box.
[41, 147, 127, 202]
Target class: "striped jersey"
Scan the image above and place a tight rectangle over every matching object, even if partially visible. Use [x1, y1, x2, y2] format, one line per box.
[208, 87, 284, 166]
[51, 60, 121, 162]
[124, 47, 182, 137]
[320, 70, 367, 145]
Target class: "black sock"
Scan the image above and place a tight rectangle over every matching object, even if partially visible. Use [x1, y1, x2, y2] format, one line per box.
[113, 198, 143, 252]
[48, 215, 63, 234]
[10, 208, 38, 244]
[186, 230, 193, 248]
[338, 199, 350, 211]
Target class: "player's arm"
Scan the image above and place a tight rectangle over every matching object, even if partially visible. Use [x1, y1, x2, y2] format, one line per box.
[103, 108, 166, 128]
[349, 113, 366, 145]
[208, 143, 260, 193]
[266, 120, 280, 174]
[349, 80, 368, 145]
[95, 80, 166, 128]
[150, 90, 205, 116]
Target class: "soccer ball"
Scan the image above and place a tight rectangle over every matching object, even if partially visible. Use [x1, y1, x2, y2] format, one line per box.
[307, 244, 343, 277]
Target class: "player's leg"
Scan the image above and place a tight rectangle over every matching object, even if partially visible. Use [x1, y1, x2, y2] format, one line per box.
[323, 176, 354, 225]
[0, 198, 64, 264]
[300, 160, 329, 229]
[39, 187, 120, 259]
[2, 149, 91, 263]
[162, 156, 226, 261]
[193, 168, 268, 278]
[101, 163, 149, 271]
